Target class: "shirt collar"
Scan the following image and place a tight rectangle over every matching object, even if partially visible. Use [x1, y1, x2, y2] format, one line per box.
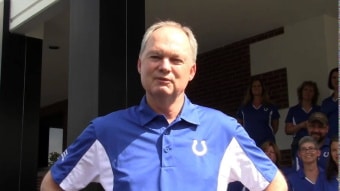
[138, 95, 200, 126]
[297, 166, 325, 178]
[179, 95, 200, 125]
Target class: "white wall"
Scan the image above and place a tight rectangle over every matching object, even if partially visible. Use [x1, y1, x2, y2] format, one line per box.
[324, 15, 338, 72]
[10, 0, 58, 31]
[40, 9, 69, 107]
[250, 15, 337, 149]
[10, 0, 67, 35]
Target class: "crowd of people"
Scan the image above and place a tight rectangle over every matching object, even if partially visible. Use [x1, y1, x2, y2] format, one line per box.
[229, 67, 338, 191]
[40, 20, 337, 191]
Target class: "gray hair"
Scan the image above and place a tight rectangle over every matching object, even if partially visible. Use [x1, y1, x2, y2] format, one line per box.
[298, 136, 319, 149]
[139, 20, 198, 62]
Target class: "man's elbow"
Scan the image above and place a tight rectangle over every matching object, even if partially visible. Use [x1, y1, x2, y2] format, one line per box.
[265, 170, 288, 191]
[40, 170, 63, 191]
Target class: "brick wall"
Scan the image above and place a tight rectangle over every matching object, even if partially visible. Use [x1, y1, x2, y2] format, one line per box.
[186, 27, 287, 117]
[280, 149, 293, 168]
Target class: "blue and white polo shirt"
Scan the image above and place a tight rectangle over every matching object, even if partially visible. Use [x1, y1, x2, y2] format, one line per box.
[51, 95, 278, 191]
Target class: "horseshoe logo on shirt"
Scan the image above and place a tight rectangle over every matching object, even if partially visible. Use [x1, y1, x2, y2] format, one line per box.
[323, 151, 329, 158]
[192, 140, 208, 156]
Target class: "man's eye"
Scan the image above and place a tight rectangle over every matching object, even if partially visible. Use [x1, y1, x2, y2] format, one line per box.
[150, 55, 161, 59]
[170, 58, 182, 65]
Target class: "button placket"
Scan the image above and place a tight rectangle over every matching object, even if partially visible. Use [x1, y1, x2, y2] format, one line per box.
[161, 127, 173, 167]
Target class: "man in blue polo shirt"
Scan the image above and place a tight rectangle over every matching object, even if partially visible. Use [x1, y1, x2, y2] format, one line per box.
[40, 20, 287, 191]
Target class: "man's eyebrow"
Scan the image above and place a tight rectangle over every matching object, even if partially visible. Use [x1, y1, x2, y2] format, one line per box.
[146, 50, 182, 58]
[146, 50, 162, 55]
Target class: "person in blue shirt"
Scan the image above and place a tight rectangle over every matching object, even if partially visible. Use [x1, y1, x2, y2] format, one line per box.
[236, 78, 280, 147]
[294, 112, 330, 171]
[284, 81, 320, 168]
[40, 20, 287, 191]
[321, 67, 338, 138]
[287, 136, 333, 191]
[325, 136, 339, 190]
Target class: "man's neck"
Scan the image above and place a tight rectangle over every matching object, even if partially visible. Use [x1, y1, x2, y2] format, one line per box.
[146, 93, 185, 123]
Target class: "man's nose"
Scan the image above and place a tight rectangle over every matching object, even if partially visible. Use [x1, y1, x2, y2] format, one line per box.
[158, 58, 171, 72]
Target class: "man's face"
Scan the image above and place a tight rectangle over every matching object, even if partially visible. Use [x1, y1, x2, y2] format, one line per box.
[137, 26, 196, 98]
[307, 121, 328, 143]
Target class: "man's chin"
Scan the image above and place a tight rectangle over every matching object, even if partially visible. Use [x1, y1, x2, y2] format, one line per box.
[150, 89, 172, 97]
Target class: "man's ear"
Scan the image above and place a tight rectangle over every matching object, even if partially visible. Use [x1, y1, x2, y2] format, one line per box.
[137, 59, 141, 74]
[189, 63, 196, 81]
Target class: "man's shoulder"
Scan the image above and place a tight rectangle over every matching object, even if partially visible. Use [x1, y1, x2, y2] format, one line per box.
[193, 104, 221, 112]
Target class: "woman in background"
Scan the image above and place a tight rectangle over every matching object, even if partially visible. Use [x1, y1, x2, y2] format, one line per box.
[321, 67, 338, 138]
[325, 136, 338, 190]
[236, 79, 280, 147]
[261, 141, 281, 168]
[287, 136, 331, 191]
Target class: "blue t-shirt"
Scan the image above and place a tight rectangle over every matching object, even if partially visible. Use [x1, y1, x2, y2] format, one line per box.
[287, 167, 333, 191]
[236, 103, 280, 147]
[51, 96, 278, 191]
[321, 96, 338, 138]
[285, 104, 321, 140]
